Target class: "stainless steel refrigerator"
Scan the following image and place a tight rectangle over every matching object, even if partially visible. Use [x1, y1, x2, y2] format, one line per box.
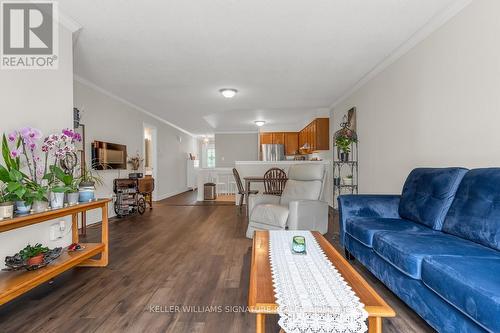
[261, 144, 285, 161]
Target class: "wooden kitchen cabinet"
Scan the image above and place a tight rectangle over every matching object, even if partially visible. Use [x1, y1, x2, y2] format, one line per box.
[272, 132, 285, 145]
[259, 132, 273, 145]
[298, 118, 330, 152]
[284, 132, 299, 155]
[259, 118, 329, 156]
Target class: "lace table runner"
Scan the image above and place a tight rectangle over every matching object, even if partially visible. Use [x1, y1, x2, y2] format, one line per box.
[269, 230, 368, 333]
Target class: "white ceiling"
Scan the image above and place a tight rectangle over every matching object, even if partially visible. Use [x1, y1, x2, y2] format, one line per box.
[61, 0, 462, 135]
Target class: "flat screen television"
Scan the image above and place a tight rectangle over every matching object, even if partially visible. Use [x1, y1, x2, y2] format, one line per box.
[91, 140, 127, 170]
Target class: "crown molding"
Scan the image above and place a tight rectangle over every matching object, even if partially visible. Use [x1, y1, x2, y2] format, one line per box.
[74, 75, 195, 137]
[330, 0, 472, 110]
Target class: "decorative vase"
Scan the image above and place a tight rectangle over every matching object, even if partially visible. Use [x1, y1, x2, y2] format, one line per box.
[27, 254, 44, 266]
[66, 192, 80, 205]
[32, 200, 49, 213]
[0, 202, 14, 220]
[15, 201, 32, 214]
[50, 192, 65, 209]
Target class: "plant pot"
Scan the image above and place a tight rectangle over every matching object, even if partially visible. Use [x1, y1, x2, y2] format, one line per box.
[0, 202, 14, 220]
[66, 192, 80, 205]
[339, 152, 349, 162]
[27, 254, 44, 266]
[50, 192, 65, 209]
[79, 187, 95, 202]
[32, 200, 49, 213]
[15, 201, 32, 214]
[342, 177, 353, 186]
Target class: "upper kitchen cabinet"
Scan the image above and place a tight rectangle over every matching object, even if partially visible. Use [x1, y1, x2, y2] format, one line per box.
[284, 132, 299, 155]
[272, 132, 285, 145]
[259, 117, 329, 155]
[299, 118, 330, 152]
[259, 132, 273, 145]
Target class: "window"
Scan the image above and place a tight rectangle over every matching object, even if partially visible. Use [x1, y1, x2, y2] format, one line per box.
[207, 147, 216, 168]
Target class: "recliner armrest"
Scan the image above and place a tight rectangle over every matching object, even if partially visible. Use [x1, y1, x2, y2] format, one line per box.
[287, 200, 329, 234]
[338, 194, 401, 247]
[248, 194, 281, 215]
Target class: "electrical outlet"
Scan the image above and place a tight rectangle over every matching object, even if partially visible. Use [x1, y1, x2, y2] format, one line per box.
[59, 220, 66, 231]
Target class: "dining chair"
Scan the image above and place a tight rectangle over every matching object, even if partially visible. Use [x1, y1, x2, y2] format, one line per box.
[263, 168, 287, 196]
[233, 168, 258, 213]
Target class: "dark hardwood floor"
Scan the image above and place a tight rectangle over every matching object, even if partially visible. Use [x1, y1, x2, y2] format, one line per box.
[0, 191, 434, 332]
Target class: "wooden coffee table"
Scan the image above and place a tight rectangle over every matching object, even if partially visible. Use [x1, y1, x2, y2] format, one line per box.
[248, 231, 395, 333]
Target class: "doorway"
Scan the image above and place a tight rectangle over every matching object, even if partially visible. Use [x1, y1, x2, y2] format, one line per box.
[143, 123, 158, 201]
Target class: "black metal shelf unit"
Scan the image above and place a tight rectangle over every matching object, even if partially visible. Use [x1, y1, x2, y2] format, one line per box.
[333, 118, 358, 206]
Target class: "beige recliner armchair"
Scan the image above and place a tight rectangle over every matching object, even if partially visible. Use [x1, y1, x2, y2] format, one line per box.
[246, 164, 328, 238]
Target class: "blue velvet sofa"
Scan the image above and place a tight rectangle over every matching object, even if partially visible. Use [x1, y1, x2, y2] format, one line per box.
[338, 168, 500, 333]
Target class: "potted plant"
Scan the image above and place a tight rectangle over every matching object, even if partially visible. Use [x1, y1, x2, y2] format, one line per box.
[20, 243, 49, 266]
[46, 165, 80, 205]
[335, 135, 357, 162]
[0, 184, 14, 220]
[0, 168, 34, 214]
[30, 183, 49, 213]
[78, 166, 103, 202]
[343, 175, 354, 186]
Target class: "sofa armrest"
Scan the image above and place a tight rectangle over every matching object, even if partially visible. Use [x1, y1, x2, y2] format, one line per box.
[338, 194, 401, 247]
[287, 200, 329, 234]
[248, 194, 281, 215]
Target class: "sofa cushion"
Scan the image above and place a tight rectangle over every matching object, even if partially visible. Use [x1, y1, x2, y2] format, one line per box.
[345, 217, 430, 247]
[250, 204, 289, 228]
[421, 256, 500, 333]
[442, 168, 500, 251]
[399, 168, 467, 229]
[373, 231, 499, 279]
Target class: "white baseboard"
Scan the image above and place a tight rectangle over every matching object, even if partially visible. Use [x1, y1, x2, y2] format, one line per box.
[154, 188, 190, 202]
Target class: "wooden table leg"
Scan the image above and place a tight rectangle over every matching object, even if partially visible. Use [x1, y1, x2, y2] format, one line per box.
[256, 313, 265, 333]
[71, 213, 79, 243]
[368, 316, 382, 333]
[79, 203, 109, 267]
[245, 179, 251, 216]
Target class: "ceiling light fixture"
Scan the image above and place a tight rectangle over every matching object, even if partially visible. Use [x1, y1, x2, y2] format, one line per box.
[219, 88, 238, 98]
[254, 120, 266, 127]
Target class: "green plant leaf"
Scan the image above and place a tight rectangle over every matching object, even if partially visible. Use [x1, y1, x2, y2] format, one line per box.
[9, 169, 23, 182]
[2, 134, 12, 171]
[14, 187, 26, 199]
[51, 186, 67, 193]
[0, 165, 9, 182]
[7, 182, 21, 192]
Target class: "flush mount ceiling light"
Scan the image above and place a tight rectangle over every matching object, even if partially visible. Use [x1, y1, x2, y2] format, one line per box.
[219, 88, 238, 98]
[254, 120, 266, 127]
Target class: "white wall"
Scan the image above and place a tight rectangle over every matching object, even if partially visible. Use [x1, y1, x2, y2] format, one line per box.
[333, 0, 500, 194]
[215, 133, 258, 167]
[0, 26, 74, 268]
[74, 79, 198, 223]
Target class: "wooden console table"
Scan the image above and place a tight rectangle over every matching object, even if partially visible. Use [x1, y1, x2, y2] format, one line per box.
[0, 199, 111, 306]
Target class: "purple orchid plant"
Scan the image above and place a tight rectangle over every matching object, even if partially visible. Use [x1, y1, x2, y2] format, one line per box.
[1, 127, 82, 200]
